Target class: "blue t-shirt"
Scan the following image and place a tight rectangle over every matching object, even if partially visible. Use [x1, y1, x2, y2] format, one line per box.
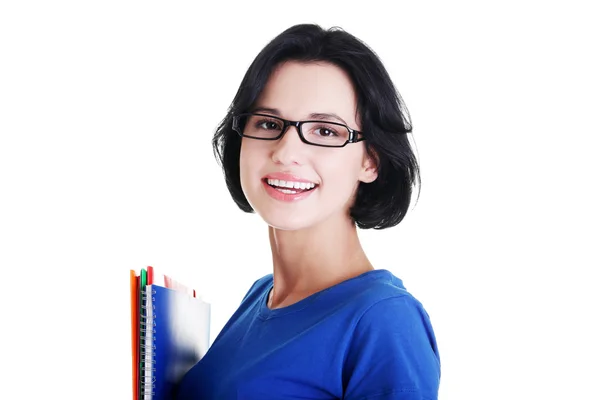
[176, 269, 440, 399]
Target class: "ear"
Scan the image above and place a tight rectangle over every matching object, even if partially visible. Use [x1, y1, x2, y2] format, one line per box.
[359, 150, 379, 184]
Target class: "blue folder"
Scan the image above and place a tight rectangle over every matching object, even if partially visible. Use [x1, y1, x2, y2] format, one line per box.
[143, 284, 211, 399]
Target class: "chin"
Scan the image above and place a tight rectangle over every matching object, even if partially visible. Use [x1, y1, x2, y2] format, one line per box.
[257, 209, 316, 231]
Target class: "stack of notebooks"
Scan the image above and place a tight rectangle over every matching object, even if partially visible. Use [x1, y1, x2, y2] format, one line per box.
[130, 266, 211, 400]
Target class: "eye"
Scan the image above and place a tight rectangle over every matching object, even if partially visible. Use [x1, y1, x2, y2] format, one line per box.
[314, 126, 339, 137]
[256, 119, 282, 131]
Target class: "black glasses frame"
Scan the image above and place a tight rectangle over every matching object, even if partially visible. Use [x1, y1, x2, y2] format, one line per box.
[232, 113, 365, 148]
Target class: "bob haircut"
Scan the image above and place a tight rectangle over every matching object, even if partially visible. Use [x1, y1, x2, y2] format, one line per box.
[212, 23, 420, 230]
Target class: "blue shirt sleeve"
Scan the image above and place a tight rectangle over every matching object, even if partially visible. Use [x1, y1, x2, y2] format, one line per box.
[342, 295, 441, 400]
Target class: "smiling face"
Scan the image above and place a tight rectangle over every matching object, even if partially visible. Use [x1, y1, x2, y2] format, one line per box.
[239, 61, 378, 231]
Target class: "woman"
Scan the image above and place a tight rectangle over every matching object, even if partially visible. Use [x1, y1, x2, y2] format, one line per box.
[177, 23, 440, 399]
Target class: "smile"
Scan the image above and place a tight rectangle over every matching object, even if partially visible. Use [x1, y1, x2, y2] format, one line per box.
[266, 178, 317, 191]
[262, 179, 319, 202]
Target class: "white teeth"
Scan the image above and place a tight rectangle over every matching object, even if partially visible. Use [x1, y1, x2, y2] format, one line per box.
[266, 179, 316, 190]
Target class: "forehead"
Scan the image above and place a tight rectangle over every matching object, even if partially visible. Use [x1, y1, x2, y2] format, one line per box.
[255, 61, 359, 126]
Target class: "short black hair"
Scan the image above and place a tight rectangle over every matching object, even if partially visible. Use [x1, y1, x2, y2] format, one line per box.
[212, 23, 420, 230]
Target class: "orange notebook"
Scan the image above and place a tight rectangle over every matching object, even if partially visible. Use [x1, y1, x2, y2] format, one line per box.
[129, 270, 139, 400]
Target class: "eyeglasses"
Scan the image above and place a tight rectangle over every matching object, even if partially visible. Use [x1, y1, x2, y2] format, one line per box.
[232, 113, 365, 148]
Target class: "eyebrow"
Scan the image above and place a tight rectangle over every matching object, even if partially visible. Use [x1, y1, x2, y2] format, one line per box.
[251, 107, 349, 125]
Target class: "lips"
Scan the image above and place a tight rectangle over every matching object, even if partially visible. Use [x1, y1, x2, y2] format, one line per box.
[262, 179, 318, 202]
[263, 178, 317, 193]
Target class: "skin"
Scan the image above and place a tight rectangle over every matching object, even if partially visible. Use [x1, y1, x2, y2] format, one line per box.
[239, 61, 379, 309]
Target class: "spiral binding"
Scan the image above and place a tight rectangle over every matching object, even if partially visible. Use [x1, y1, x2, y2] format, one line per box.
[139, 288, 157, 399]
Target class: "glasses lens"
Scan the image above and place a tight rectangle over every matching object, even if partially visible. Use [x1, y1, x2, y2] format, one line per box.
[240, 114, 284, 139]
[302, 121, 350, 147]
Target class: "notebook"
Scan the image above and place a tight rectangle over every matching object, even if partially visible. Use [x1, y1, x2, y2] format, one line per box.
[130, 271, 139, 400]
[131, 267, 211, 400]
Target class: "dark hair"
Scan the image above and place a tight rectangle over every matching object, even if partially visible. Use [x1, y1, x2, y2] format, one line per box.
[212, 24, 420, 229]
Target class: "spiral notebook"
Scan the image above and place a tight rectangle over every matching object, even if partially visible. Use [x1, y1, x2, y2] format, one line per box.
[131, 267, 211, 400]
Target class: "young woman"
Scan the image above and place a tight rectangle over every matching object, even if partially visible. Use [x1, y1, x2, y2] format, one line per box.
[177, 24, 440, 399]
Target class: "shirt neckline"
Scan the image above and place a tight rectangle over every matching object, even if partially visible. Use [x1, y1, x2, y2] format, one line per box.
[257, 269, 393, 320]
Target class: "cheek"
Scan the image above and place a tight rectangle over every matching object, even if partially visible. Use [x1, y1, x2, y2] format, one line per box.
[319, 153, 364, 192]
[239, 141, 266, 187]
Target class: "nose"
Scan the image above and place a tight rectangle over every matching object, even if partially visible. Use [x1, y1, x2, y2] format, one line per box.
[271, 124, 307, 166]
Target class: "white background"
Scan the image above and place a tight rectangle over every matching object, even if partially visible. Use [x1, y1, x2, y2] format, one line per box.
[1, 1, 598, 399]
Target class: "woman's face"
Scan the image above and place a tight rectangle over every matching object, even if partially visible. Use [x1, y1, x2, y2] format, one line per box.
[239, 61, 377, 231]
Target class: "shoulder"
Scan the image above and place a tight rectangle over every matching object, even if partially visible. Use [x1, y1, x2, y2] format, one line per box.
[356, 295, 436, 342]
[341, 271, 441, 398]
[351, 270, 437, 353]
[344, 269, 418, 316]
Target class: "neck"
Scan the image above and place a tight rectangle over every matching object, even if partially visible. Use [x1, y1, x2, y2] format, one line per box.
[267, 214, 373, 309]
